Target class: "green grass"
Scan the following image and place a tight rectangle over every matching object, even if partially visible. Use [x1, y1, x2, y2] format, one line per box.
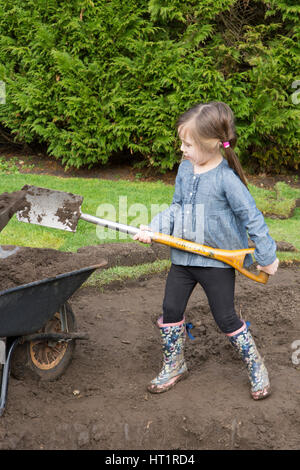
[265, 207, 300, 262]
[85, 259, 171, 290]
[250, 182, 300, 219]
[0, 170, 299, 289]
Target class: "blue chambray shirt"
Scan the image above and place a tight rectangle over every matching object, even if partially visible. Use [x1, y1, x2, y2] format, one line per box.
[149, 158, 277, 269]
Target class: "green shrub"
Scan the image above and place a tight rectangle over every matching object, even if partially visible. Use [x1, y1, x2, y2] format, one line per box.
[0, 0, 299, 172]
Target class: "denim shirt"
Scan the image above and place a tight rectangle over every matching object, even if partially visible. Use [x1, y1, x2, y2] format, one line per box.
[149, 159, 277, 268]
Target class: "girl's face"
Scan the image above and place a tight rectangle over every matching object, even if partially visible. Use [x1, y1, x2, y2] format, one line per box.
[179, 126, 221, 166]
[180, 135, 199, 165]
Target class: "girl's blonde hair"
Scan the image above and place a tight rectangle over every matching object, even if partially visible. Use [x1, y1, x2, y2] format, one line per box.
[177, 101, 248, 187]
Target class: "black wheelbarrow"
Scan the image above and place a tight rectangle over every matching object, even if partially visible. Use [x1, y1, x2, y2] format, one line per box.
[0, 260, 107, 416]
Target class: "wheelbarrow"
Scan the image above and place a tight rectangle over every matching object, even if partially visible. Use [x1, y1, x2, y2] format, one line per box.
[0, 257, 107, 416]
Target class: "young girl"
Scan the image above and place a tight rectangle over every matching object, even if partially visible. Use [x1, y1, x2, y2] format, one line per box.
[134, 101, 278, 400]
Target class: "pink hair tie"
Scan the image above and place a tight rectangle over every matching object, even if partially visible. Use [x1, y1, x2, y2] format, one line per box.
[223, 141, 230, 148]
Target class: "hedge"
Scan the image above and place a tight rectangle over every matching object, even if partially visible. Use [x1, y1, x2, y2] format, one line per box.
[0, 0, 299, 172]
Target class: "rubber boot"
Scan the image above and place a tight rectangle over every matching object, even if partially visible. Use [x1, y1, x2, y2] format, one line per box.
[147, 317, 188, 394]
[227, 321, 271, 400]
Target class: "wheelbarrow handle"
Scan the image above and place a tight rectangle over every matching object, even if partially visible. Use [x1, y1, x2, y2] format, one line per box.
[80, 214, 269, 284]
[0, 338, 20, 417]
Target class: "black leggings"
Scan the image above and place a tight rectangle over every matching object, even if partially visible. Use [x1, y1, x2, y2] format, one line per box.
[162, 264, 243, 334]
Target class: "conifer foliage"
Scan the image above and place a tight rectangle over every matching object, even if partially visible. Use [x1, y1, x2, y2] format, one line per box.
[0, 0, 299, 171]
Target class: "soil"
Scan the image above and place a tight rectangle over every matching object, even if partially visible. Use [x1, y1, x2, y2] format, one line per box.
[0, 190, 27, 232]
[0, 244, 299, 450]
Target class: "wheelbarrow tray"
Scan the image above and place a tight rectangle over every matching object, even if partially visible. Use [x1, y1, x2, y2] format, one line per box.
[0, 262, 106, 337]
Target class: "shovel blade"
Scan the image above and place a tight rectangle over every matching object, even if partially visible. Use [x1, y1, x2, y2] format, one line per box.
[16, 185, 83, 232]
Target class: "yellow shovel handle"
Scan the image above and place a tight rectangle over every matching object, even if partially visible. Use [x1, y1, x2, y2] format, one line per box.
[151, 232, 269, 284]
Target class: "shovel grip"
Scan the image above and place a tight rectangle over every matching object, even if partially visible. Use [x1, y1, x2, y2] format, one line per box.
[236, 267, 269, 284]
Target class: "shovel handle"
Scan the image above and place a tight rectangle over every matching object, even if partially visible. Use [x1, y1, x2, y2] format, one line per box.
[80, 213, 139, 236]
[150, 232, 269, 284]
[80, 214, 269, 284]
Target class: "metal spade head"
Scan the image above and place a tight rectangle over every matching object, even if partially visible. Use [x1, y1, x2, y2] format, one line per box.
[16, 185, 83, 232]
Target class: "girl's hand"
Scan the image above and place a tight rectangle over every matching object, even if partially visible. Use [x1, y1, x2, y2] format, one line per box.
[133, 225, 152, 244]
[257, 257, 279, 275]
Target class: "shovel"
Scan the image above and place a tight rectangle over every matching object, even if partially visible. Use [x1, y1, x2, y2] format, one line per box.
[16, 185, 269, 284]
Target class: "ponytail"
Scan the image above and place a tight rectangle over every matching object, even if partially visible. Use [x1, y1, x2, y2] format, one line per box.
[223, 146, 248, 188]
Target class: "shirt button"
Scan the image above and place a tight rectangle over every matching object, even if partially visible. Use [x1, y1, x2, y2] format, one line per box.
[190, 192, 192, 196]
[187, 211, 190, 214]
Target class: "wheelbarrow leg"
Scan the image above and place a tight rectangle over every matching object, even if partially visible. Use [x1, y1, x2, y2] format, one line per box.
[0, 338, 20, 417]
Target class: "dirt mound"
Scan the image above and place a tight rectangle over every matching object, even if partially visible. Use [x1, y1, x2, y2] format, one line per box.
[0, 244, 299, 450]
[0, 243, 169, 291]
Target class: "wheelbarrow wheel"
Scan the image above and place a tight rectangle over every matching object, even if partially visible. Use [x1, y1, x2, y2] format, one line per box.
[11, 302, 77, 381]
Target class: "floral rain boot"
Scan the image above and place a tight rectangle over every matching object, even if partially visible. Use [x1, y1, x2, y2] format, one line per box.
[147, 317, 188, 394]
[227, 321, 271, 400]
